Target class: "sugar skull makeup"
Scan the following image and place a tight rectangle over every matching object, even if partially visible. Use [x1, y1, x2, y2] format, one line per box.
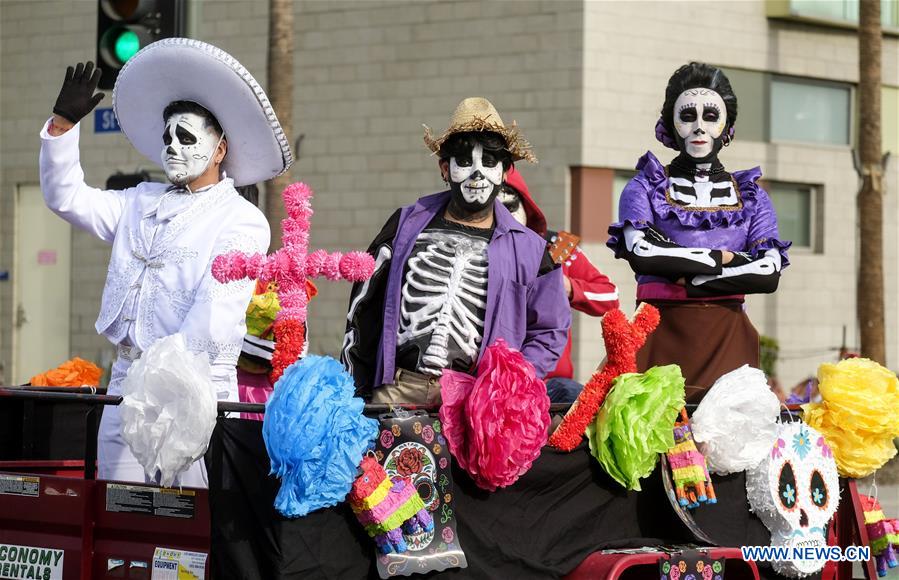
[448, 143, 504, 211]
[673, 89, 727, 160]
[498, 185, 527, 226]
[161, 112, 223, 187]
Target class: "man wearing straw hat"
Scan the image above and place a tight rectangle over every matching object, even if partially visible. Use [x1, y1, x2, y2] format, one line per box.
[343, 97, 570, 404]
[39, 40, 291, 485]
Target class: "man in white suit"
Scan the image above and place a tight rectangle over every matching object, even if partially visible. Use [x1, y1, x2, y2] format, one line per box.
[39, 40, 292, 486]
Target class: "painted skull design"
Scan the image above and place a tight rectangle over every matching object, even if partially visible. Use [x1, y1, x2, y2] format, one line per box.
[449, 143, 504, 209]
[668, 176, 738, 209]
[160, 112, 222, 187]
[384, 442, 438, 551]
[747, 421, 840, 577]
[673, 88, 727, 160]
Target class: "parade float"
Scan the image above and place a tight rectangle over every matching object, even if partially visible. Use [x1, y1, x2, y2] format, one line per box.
[3, 309, 897, 579]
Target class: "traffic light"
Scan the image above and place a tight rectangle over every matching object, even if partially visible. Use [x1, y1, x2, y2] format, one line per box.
[96, 0, 186, 90]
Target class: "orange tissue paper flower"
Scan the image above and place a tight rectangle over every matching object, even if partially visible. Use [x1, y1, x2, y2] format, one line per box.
[30, 357, 103, 387]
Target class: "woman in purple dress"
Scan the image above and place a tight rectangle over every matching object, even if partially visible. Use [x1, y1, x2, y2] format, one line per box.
[609, 62, 790, 402]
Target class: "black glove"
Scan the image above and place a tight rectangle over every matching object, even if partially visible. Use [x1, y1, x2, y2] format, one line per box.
[53, 62, 105, 124]
[724, 251, 754, 268]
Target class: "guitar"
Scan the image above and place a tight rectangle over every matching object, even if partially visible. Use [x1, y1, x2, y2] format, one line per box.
[547, 230, 581, 265]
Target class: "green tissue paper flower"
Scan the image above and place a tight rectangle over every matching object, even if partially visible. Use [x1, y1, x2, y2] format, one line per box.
[586, 365, 686, 491]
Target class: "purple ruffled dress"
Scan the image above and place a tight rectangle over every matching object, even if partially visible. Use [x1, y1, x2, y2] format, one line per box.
[608, 151, 790, 400]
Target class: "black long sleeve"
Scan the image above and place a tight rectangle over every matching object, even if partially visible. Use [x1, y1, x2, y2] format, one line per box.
[685, 250, 782, 297]
[618, 224, 723, 280]
[340, 209, 400, 396]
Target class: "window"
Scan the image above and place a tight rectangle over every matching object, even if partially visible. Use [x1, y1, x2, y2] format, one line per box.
[770, 77, 851, 145]
[719, 67, 768, 142]
[791, 0, 859, 22]
[769, 0, 899, 30]
[766, 181, 818, 250]
[887, 0, 899, 28]
[718, 68, 855, 146]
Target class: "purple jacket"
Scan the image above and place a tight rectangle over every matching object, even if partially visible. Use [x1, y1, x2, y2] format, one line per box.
[375, 191, 570, 386]
[607, 152, 791, 302]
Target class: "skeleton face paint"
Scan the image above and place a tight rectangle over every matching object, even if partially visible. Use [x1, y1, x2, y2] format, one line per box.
[160, 112, 223, 187]
[498, 186, 527, 226]
[448, 143, 504, 212]
[673, 89, 727, 160]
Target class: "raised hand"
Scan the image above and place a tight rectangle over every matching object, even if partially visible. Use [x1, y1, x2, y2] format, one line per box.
[53, 62, 105, 124]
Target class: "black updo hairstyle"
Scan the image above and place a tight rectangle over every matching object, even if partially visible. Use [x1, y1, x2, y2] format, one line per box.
[438, 131, 513, 171]
[660, 62, 738, 147]
[162, 100, 225, 138]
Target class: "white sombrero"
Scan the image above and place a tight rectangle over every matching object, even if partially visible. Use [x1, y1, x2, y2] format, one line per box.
[113, 38, 292, 187]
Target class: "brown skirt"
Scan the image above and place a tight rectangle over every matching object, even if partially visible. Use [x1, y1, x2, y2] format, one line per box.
[637, 300, 760, 403]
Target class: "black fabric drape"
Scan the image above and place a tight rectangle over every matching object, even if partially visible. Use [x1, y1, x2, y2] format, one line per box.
[206, 418, 375, 579]
[207, 418, 779, 579]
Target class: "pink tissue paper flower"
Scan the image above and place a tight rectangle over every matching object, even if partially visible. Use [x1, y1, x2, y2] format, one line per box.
[438, 339, 550, 491]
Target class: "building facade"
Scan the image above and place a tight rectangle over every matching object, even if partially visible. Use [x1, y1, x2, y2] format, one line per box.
[1, 0, 897, 392]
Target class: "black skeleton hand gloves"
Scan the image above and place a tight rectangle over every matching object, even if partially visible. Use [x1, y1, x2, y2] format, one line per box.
[53, 62, 105, 124]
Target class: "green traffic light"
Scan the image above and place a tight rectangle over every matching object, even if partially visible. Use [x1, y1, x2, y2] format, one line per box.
[113, 29, 140, 64]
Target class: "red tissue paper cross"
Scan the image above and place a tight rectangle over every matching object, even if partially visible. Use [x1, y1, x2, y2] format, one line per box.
[548, 304, 660, 451]
[212, 182, 375, 383]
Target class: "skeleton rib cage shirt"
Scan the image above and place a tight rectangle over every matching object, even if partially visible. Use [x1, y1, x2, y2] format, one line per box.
[396, 215, 493, 376]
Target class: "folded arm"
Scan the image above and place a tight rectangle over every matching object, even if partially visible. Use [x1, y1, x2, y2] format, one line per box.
[620, 224, 724, 280]
[686, 249, 782, 297]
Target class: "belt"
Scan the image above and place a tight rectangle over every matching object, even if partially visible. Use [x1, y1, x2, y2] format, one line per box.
[117, 344, 143, 362]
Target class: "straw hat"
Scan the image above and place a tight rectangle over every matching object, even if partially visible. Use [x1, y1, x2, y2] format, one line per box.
[423, 97, 536, 163]
[113, 38, 292, 187]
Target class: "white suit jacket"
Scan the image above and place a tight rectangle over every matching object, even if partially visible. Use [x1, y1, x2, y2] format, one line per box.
[39, 121, 270, 395]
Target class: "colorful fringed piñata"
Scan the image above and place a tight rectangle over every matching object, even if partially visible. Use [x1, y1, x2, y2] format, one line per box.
[861, 494, 899, 577]
[349, 456, 434, 555]
[666, 409, 716, 509]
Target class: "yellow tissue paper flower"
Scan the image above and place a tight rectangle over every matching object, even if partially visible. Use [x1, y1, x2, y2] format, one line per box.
[803, 402, 897, 478]
[817, 358, 899, 438]
[803, 357, 899, 478]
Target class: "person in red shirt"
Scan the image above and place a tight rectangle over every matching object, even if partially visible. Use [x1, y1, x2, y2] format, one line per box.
[499, 167, 619, 402]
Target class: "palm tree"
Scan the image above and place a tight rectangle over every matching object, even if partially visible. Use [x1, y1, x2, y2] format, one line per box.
[265, 0, 294, 249]
[856, 0, 886, 364]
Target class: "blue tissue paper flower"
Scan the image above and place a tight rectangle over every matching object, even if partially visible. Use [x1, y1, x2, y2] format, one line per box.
[262, 355, 378, 517]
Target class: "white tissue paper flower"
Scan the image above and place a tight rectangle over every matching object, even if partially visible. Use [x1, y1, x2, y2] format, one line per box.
[120, 333, 218, 487]
[691, 365, 780, 475]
